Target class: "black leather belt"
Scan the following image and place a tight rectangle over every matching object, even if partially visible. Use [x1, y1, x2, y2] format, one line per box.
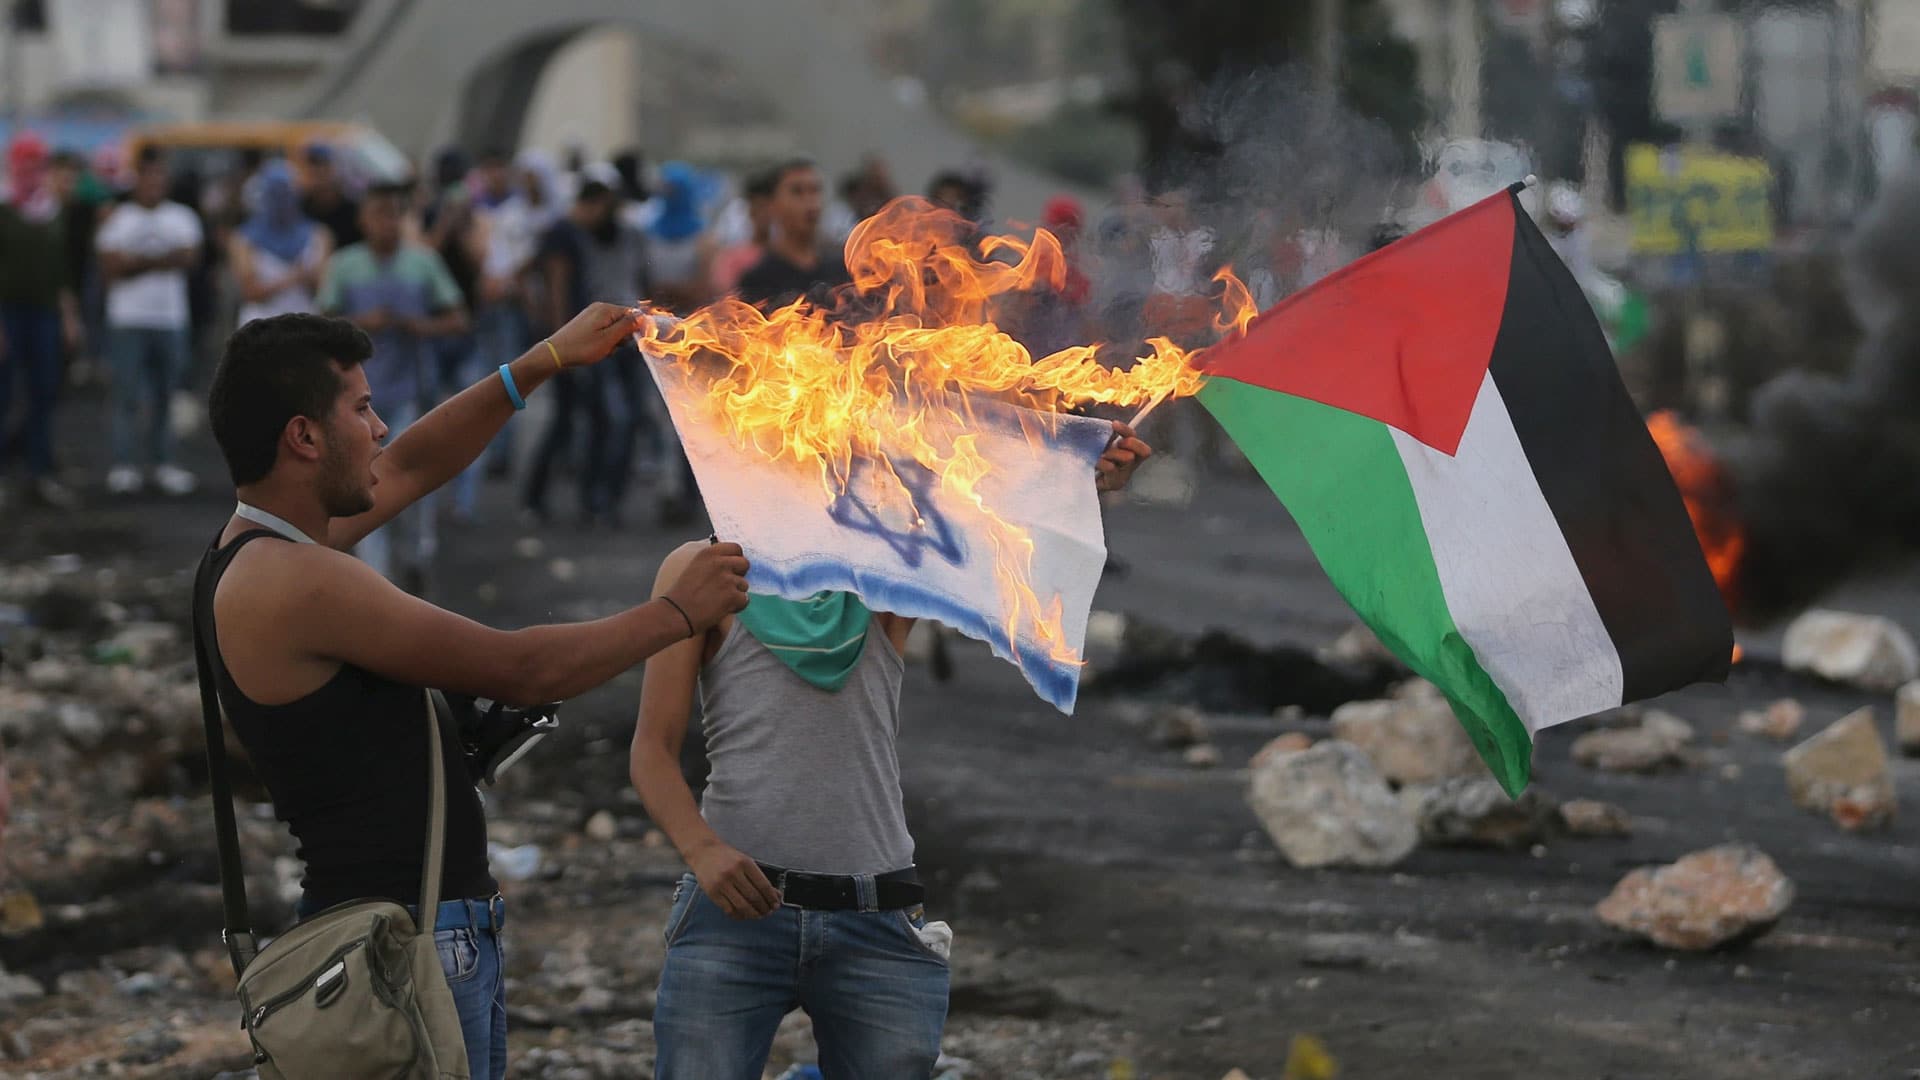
[757, 863, 924, 911]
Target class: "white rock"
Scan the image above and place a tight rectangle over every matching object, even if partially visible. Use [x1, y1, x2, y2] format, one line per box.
[56, 702, 106, 747]
[583, 810, 618, 841]
[1782, 610, 1920, 691]
[1084, 610, 1128, 655]
[1247, 740, 1417, 869]
[1781, 708, 1896, 830]
[1559, 799, 1633, 837]
[1183, 743, 1222, 769]
[0, 971, 45, 1003]
[1330, 695, 1483, 785]
[24, 658, 75, 692]
[1896, 681, 1920, 757]
[1572, 709, 1694, 773]
[1738, 699, 1806, 742]
[1401, 778, 1557, 849]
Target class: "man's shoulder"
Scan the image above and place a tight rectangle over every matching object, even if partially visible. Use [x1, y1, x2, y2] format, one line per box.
[216, 532, 357, 604]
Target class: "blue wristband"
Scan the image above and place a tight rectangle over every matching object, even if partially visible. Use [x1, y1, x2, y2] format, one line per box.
[497, 364, 526, 411]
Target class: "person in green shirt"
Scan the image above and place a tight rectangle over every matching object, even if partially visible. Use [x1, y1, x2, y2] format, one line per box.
[0, 133, 85, 510]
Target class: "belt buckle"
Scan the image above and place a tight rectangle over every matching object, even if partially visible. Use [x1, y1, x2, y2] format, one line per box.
[775, 869, 796, 909]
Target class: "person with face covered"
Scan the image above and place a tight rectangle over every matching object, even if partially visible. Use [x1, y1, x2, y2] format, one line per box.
[0, 133, 84, 509]
[196, 306, 751, 1080]
[230, 160, 333, 325]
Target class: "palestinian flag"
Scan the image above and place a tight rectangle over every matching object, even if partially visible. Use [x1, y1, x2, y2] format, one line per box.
[1197, 186, 1732, 795]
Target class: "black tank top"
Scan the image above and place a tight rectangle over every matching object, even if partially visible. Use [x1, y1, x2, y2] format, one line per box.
[195, 530, 496, 911]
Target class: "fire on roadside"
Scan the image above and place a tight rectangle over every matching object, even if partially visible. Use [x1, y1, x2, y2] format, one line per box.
[1646, 410, 1746, 660]
[636, 196, 1256, 670]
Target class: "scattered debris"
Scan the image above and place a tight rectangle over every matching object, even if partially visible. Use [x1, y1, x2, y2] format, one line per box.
[1251, 732, 1314, 770]
[1571, 710, 1695, 773]
[583, 810, 618, 842]
[1897, 681, 1920, 757]
[1151, 705, 1209, 749]
[1782, 708, 1897, 830]
[489, 842, 544, 882]
[1088, 617, 1401, 715]
[1738, 698, 1806, 742]
[1183, 743, 1223, 769]
[1782, 610, 1920, 692]
[1558, 799, 1633, 838]
[1400, 778, 1558, 849]
[1318, 623, 1393, 666]
[1246, 740, 1417, 869]
[1329, 687, 1484, 785]
[1595, 844, 1794, 950]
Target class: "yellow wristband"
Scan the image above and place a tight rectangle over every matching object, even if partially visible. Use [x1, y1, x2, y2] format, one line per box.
[543, 338, 565, 371]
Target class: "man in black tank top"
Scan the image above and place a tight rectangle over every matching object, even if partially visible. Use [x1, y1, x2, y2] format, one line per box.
[197, 305, 750, 1079]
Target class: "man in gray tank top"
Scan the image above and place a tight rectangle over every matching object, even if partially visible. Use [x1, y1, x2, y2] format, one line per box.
[631, 421, 1154, 1079]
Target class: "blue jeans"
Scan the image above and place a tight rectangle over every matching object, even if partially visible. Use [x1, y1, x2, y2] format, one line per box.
[106, 325, 190, 467]
[652, 874, 950, 1080]
[436, 906, 507, 1080]
[0, 303, 62, 477]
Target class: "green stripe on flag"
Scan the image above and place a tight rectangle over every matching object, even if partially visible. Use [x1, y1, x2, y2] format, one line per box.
[1198, 376, 1536, 794]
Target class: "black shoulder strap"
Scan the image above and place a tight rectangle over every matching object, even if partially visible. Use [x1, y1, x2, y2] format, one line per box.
[191, 529, 281, 978]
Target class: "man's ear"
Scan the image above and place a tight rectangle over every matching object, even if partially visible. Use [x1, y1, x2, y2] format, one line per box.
[283, 415, 325, 465]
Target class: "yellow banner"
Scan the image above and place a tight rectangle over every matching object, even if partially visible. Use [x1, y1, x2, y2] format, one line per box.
[1626, 144, 1775, 255]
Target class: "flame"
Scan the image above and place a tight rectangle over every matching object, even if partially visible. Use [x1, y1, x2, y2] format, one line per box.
[638, 196, 1255, 672]
[1647, 411, 1746, 645]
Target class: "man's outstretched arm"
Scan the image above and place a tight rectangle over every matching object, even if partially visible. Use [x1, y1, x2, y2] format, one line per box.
[327, 302, 639, 550]
[281, 539, 749, 705]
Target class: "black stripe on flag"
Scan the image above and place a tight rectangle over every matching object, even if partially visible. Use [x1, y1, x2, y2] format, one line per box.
[1484, 194, 1733, 703]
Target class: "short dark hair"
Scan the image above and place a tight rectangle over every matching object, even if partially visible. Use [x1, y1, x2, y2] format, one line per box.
[770, 157, 817, 189]
[209, 315, 373, 486]
[576, 178, 614, 203]
[744, 168, 779, 200]
[134, 145, 165, 170]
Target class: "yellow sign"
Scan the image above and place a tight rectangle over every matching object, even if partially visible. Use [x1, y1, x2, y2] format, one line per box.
[1626, 144, 1775, 256]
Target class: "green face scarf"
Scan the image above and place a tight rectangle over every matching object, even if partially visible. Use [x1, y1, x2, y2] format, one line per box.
[735, 591, 872, 692]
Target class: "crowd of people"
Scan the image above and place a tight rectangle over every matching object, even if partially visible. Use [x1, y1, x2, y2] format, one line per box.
[1, 126, 1309, 593]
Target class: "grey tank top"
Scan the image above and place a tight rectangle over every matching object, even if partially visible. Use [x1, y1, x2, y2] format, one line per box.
[697, 616, 914, 875]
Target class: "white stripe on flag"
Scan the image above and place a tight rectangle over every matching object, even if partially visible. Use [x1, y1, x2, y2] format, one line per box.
[642, 352, 1113, 713]
[1389, 372, 1624, 733]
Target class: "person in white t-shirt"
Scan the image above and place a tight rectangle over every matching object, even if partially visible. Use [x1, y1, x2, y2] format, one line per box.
[96, 149, 204, 497]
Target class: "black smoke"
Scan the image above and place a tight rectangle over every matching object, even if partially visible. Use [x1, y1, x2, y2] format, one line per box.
[1731, 171, 1920, 618]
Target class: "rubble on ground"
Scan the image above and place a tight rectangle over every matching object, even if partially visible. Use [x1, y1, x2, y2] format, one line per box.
[1781, 708, 1897, 830]
[1399, 778, 1557, 849]
[1328, 682, 1484, 786]
[1896, 681, 1920, 756]
[1737, 698, 1806, 742]
[1594, 844, 1794, 950]
[1250, 732, 1314, 770]
[1558, 799, 1633, 838]
[1245, 740, 1417, 869]
[1781, 609, 1920, 692]
[1086, 616, 1401, 715]
[1570, 709, 1696, 773]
